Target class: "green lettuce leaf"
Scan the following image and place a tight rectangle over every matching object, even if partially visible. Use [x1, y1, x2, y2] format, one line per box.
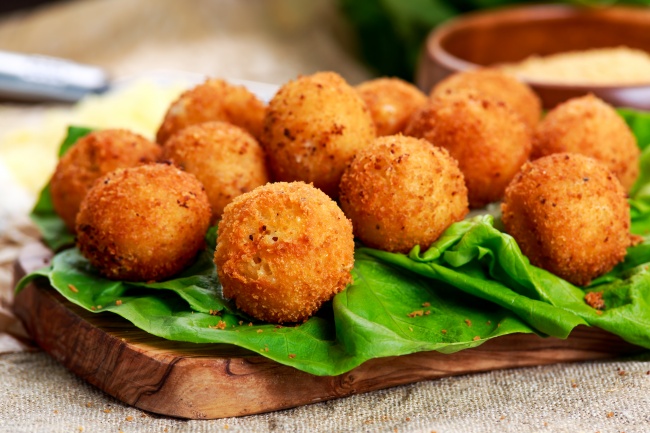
[364, 216, 650, 349]
[620, 108, 650, 234]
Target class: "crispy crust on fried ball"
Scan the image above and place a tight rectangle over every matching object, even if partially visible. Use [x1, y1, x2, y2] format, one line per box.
[339, 135, 468, 253]
[214, 182, 354, 323]
[162, 121, 269, 222]
[156, 79, 266, 144]
[261, 71, 376, 198]
[76, 164, 211, 281]
[502, 153, 633, 286]
[532, 94, 639, 191]
[355, 77, 427, 136]
[405, 90, 532, 208]
[50, 129, 160, 232]
[430, 69, 541, 129]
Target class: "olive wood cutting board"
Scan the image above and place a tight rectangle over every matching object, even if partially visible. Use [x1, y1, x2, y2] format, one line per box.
[12, 243, 645, 419]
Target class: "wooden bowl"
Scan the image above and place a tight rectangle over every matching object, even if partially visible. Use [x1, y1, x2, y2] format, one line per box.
[416, 5, 650, 110]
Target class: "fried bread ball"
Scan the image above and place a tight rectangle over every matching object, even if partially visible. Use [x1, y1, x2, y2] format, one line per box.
[50, 129, 160, 232]
[214, 182, 354, 323]
[431, 69, 541, 129]
[355, 77, 427, 136]
[502, 153, 633, 286]
[532, 94, 639, 191]
[76, 164, 211, 281]
[339, 135, 468, 253]
[261, 71, 376, 198]
[405, 90, 532, 208]
[156, 79, 266, 144]
[162, 121, 269, 222]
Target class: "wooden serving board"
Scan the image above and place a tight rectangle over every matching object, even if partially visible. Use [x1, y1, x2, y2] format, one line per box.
[13, 243, 645, 419]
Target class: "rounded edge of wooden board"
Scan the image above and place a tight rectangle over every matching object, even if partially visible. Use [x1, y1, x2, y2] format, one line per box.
[12, 243, 644, 419]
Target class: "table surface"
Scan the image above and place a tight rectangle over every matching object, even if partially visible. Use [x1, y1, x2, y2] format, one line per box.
[1, 1, 650, 432]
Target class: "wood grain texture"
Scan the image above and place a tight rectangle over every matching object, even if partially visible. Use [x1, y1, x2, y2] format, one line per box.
[12, 243, 645, 419]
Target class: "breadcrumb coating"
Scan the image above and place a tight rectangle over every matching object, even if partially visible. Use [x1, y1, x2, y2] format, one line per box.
[502, 153, 633, 286]
[532, 94, 639, 191]
[261, 71, 376, 198]
[156, 78, 265, 144]
[339, 135, 468, 253]
[162, 121, 269, 222]
[430, 68, 541, 129]
[214, 182, 354, 323]
[405, 90, 531, 208]
[76, 163, 211, 281]
[356, 77, 427, 136]
[50, 129, 160, 232]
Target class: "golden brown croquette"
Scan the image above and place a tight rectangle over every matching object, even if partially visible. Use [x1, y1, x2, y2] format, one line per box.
[162, 121, 269, 222]
[355, 77, 428, 136]
[156, 78, 266, 144]
[405, 90, 532, 208]
[76, 164, 211, 281]
[50, 129, 160, 232]
[532, 94, 639, 191]
[339, 135, 468, 253]
[502, 153, 633, 286]
[214, 182, 354, 323]
[261, 71, 376, 198]
[430, 68, 541, 129]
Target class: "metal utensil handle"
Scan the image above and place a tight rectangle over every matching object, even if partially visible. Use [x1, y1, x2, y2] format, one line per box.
[0, 51, 109, 102]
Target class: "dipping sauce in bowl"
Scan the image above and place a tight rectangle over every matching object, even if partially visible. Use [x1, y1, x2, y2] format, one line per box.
[417, 5, 650, 110]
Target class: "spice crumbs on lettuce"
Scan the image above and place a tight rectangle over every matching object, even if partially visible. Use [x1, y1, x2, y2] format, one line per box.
[441, 329, 447, 334]
[407, 310, 424, 318]
[115, 300, 122, 306]
[473, 336, 480, 341]
[585, 291, 605, 310]
[422, 302, 431, 307]
[209, 321, 227, 330]
[68, 284, 78, 293]
[289, 354, 296, 359]
[465, 319, 472, 327]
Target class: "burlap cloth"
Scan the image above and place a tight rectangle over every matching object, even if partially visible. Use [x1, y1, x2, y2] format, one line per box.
[1, 1, 650, 431]
[1, 351, 649, 433]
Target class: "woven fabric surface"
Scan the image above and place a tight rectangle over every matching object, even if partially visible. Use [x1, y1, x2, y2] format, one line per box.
[1, 350, 649, 433]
